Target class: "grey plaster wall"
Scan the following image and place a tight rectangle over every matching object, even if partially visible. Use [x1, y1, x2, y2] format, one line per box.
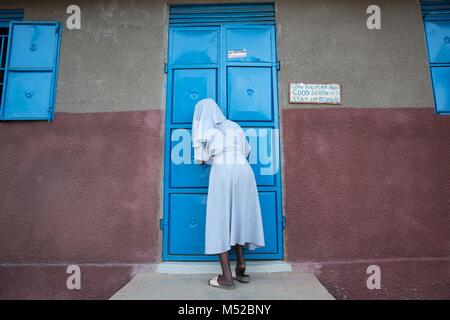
[0, 0, 435, 112]
[2, 0, 168, 113]
[276, 0, 434, 108]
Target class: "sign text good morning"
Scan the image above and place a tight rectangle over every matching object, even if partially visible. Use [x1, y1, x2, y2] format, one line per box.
[289, 83, 341, 105]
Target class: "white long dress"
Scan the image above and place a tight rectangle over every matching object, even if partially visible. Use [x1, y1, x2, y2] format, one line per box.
[195, 116, 265, 255]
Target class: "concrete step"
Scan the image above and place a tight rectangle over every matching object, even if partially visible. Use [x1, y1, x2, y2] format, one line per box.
[110, 270, 335, 300]
[155, 260, 292, 274]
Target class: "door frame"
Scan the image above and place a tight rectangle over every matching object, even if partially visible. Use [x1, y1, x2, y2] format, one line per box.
[162, 3, 283, 261]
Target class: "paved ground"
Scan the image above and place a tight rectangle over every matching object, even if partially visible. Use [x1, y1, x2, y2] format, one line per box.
[110, 271, 335, 300]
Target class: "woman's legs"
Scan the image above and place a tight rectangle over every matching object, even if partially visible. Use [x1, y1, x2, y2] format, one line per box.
[218, 251, 234, 284]
[234, 244, 246, 276]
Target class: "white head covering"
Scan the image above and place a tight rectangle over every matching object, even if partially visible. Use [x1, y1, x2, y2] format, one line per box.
[192, 98, 225, 145]
[192, 98, 226, 162]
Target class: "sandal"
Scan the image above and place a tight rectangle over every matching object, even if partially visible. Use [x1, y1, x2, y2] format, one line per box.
[233, 265, 250, 283]
[208, 275, 235, 290]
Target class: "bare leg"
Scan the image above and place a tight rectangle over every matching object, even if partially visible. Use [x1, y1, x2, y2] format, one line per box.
[218, 251, 234, 284]
[234, 244, 246, 276]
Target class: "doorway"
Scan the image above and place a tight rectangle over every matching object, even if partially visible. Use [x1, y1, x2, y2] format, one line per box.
[162, 3, 283, 260]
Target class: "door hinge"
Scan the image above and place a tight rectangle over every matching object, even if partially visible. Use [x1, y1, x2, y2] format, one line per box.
[276, 61, 281, 71]
[159, 218, 164, 230]
[164, 63, 168, 74]
[282, 216, 286, 229]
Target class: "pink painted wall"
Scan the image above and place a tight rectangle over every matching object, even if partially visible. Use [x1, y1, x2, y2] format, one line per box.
[0, 110, 162, 299]
[283, 107, 450, 299]
[2, 107, 449, 299]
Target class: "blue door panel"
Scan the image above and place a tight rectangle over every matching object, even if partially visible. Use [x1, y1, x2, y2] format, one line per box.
[8, 23, 59, 68]
[170, 127, 276, 188]
[170, 129, 210, 188]
[244, 127, 277, 186]
[424, 20, 450, 64]
[168, 192, 277, 255]
[228, 67, 273, 121]
[431, 67, 450, 113]
[226, 27, 273, 63]
[170, 28, 219, 64]
[3, 72, 52, 118]
[243, 192, 278, 254]
[172, 69, 217, 123]
[169, 193, 207, 254]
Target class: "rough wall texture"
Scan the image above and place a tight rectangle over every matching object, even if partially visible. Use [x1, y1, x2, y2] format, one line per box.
[313, 259, 450, 300]
[283, 108, 450, 299]
[0, 265, 140, 300]
[0, 0, 434, 113]
[0, 0, 447, 300]
[2, 0, 168, 112]
[276, 0, 434, 109]
[0, 110, 162, 299]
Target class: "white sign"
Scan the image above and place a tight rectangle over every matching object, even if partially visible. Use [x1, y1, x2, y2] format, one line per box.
[227, 49, 247, 59]
[289, 83, 341, 105]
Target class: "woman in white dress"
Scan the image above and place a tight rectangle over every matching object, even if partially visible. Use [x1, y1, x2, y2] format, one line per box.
[192, 98, 265, 290]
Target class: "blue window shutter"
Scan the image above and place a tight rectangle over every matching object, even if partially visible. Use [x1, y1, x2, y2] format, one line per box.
[0, 21, 61, 121]
[421, 1, 450, 114]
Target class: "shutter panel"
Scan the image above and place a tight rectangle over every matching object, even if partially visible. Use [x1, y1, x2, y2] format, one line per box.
[169, 3, 275, 25]
[0, 9, 24, 28]
[0, 21, 61, 121]
[421, 1, 450, 20]
[421, 1, 450, 114]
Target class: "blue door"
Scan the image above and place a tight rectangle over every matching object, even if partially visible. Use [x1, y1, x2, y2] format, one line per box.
[162, 3, 283, 260]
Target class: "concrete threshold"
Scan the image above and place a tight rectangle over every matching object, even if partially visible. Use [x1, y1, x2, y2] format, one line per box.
[110, 271, 334, 300]
[155, 260, 292, 274]
[110, 261, 335, 300]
